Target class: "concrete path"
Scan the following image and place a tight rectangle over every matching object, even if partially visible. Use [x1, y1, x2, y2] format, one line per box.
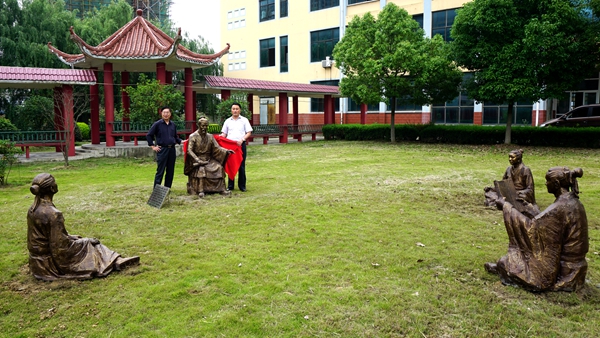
[17, 135, 324, 163]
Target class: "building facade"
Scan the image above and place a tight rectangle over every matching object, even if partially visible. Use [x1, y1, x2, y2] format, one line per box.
[221, 0, 596, 126]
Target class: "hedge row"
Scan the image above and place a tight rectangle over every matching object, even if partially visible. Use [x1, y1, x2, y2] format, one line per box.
[322, 124, 600, 148]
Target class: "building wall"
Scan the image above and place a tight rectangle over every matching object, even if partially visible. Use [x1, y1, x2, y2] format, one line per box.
[220, 1, 573, 126]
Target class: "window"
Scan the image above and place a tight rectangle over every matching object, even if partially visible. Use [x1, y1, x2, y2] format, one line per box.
[432, 73, 474, 124]
[280, 36, 288, 73]
[348, 99, 378, 112]
[310, 28, 339, 62]
[395, 97, 422, 111]
[412, 14, 423, 29]
[260, 0, 275, 22]
[260, 38, 276, 67]
[432, 8, 457, 41]
[482, 101, 532, 125]
[311, 80, 340, 112]
[280, 0, 288, 18]
[348, 0, 370, 4]
[311, 0, 339, 11]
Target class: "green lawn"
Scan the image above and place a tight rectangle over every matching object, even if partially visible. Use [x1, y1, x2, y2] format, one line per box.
[1, 141, 600, 337]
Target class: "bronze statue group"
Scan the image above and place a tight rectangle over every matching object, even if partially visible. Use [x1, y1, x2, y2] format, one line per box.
[25, 145, 589, 293]
[483, 149, 588, 292]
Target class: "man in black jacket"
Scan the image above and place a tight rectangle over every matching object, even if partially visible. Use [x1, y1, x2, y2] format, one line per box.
[146, 107, 182, 188]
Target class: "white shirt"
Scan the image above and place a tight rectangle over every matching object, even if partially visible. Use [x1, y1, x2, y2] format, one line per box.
[221, 116, 253, 141]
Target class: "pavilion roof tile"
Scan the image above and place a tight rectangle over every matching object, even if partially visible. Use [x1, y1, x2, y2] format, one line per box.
[204, 76, 340, 95]
[0, 66, 96, 89]
[48, 9, 229, 71]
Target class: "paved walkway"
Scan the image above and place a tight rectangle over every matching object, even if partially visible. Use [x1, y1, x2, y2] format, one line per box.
[17, 135, 324, 163]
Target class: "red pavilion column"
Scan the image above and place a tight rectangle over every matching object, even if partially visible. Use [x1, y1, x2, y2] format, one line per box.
[104, 62, 115, 147]
[360, 103, 367, 125]
[90, 68, 100, 144]
[157, 62, 166, 84]
[121, 71, 131, 142]
[185, 67, 193, 132]
[324, 95, 332, 124]
[221, 89, 231, 100]
[278, 92, 288, 143]
[293, 96, 300, 141]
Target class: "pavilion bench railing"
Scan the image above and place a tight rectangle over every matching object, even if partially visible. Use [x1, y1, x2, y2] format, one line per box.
[249, 124, 323, 144]
[0, 131, 68, 158]
[103, 121, 195, 145]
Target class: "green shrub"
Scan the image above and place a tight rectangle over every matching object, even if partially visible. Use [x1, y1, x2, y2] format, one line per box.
[0, 119, 18, 131]
[77, 122, 90, 140]
[323, 124, 600, 148]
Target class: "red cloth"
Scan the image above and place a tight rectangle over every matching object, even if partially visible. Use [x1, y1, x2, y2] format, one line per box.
[183, 136, 243, 179]
[214, 135, 243, 179]
[182, 139, 188, 162]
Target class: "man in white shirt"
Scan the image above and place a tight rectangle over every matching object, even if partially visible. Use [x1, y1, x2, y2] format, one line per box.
[220, 102, 253, 192]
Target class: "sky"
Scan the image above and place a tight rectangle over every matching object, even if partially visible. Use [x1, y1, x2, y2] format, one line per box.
[169, 0, 221, 51]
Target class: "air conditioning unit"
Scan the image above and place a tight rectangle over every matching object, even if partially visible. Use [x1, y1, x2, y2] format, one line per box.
[321, 56, 332, 68]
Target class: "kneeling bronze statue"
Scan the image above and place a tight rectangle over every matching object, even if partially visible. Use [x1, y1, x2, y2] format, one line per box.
[485, 167, 588, 292]
[27, 173, 139, 281]
[484, 149, 539, 217]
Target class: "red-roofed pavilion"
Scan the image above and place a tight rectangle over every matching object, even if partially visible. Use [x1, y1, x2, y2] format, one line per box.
[0, 66, 97, 157]
[48, 9, 230, 146]
[190, 76, 341, 143]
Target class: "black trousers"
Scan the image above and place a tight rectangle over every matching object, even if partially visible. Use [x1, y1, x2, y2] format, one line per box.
[154, 146, 176, 188]
[228, 141, 246, 190]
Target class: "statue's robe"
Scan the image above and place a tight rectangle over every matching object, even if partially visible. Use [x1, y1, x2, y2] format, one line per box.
[27, 202, 120, 281]
[496, 192, 588, 291]
[184, 132, 230, 195]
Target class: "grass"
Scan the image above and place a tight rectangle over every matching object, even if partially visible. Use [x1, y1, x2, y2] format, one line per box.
[1, 140, 600, 337]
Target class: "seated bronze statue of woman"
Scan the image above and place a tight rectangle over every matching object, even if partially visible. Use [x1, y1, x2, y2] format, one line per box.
[485, 167, 588, 292]
[27, 173, 139, 281]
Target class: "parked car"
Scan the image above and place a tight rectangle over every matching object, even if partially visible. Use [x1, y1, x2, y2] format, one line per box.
[540, 104, 600, 127]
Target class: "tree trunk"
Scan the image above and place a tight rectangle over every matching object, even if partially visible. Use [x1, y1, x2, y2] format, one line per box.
[390, 97, 396, 143]
[504, 102, 513, 144]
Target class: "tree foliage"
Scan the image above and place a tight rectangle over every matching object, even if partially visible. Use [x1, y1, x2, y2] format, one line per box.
[451, 0, 599, 144]
[0, 118, 18, 131]
[14, 95, 54, 130]
[124, 74, 185, 124]
[215, 92, 251, 125]
[333, 3, 462, 142]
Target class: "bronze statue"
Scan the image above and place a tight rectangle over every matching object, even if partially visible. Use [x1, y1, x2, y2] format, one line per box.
[27, 173, 139, 281]
[485, 149, 538, 216]
[184, 117, 233, 198]
[485, 167, 589, 292]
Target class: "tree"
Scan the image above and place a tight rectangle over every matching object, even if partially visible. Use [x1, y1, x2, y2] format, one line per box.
[0, 140, 21, 186]
[333, 3, 462, 142]
[75, 0, 133, 46]
[13, 95, 54, 131]
[124, 74, 185, 124]
[215, 92, 251, 125]
[451, 0, 598, 144]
